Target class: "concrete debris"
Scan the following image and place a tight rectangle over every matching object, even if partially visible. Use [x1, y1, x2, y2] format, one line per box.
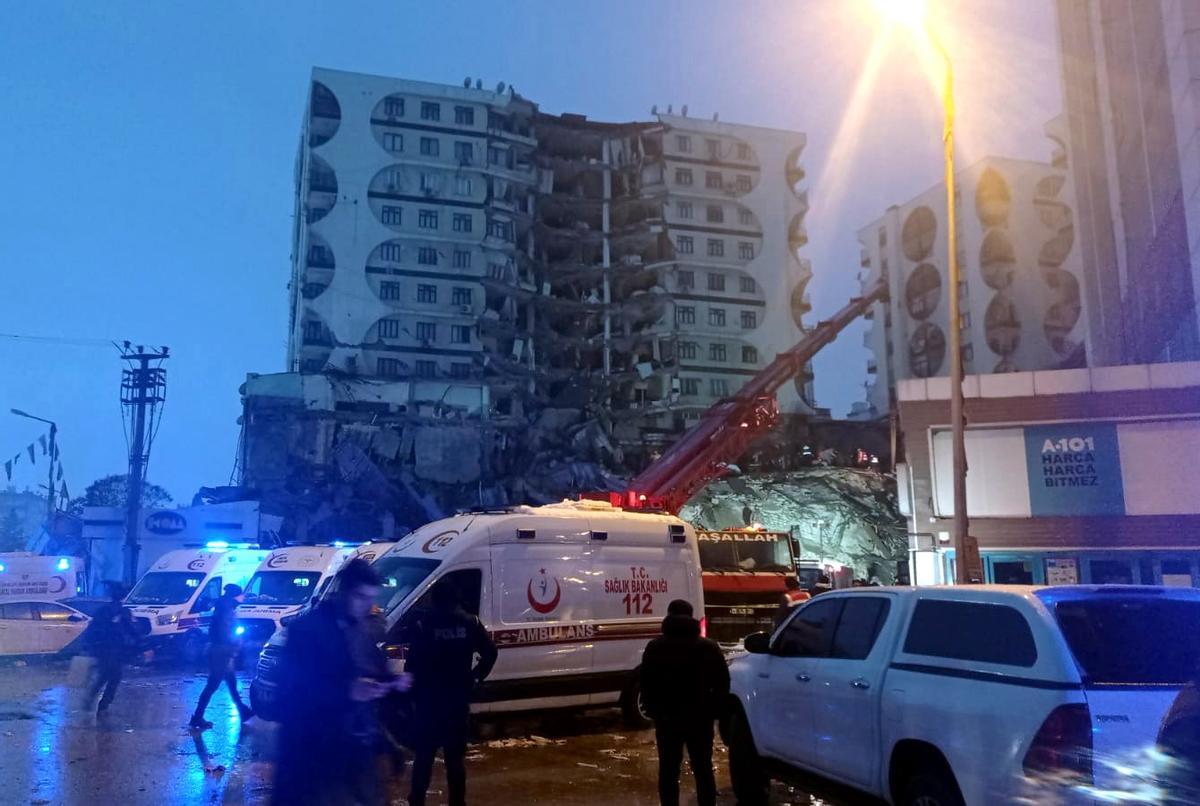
[413, 426, 481, 484]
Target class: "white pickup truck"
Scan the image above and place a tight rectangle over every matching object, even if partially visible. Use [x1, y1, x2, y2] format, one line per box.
[724, 584, 1200, 805]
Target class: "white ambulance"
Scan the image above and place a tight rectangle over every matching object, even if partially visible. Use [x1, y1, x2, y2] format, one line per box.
[235, 545, 359, 646]
[125, 544, 268, 651]
[0, 553, 85, 602]
[373, 500, 703, 723]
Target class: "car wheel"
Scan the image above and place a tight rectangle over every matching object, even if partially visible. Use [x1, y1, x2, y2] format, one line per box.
[620, 674, 652, 728]
[901, 771, 965, 806]
[727, 706, 769, 806]
[249, 685, 278, 722]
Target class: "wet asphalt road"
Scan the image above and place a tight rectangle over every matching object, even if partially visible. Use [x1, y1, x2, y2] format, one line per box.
[0, 658, 854, 805]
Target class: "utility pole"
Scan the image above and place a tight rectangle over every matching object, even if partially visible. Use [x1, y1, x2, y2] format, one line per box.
[47, 422, 56, 521]
[119, 343, 169, 585]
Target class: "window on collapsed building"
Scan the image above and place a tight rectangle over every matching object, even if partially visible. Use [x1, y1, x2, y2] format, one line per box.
[450, 324, 471, 344]
[383, 132, 403, 153]
[415, 321, 436, 342]
[303, 320, 324, 342]
[384, 97, 404, 118]
[452, 213, 472, 233]
[452, 250, 471, 269]
[487, 219, 513, 241]
[676, 306, 696, 325]
[681, 377, 701, 395]
[419, 136, 439, 157]
[675, 167, 693, 186]
[739, 242, 755, 260]
[488, 146, 511, 168]
[677, 200, 693, 219]
[384, 168, 405, 191]
[418, 209, 439, 230]
[676, 235, 694, 255]
[677, 135, 692, 153]
[382, 205, 403, 225]
[302, 357, 325, 372]
[741, 310, 757, 329]
[452, 286, 472, 306]
[707, 272, 725, 291]
[706, 204, 724, 223]
[678, 341, 697, 360]
[416, 284, 437, 303]
[420, 101, 440, 121]
[377, 357, 402, 377]
[706, 138, 721, 159]
[419, 172, 439, 193]
[705, 171, 722, 189]
[742, 345, 758, 363]
[736, 174, 752, 193]
[454, 105, 474, 126]
[707, 238, 724, 257]
[450, 362, 471, 379]
[417, 246, 438, 265]
[738, 208, 753, 225]
[710, 378, 730, 397]
[380, 242, 403, 262]
[379, 281, 401, 301]
[487, 262, 508, 280]
[709, 343, 727, 362]
[415, 360, 437, 377]
[378, 319, 401, 338]
[677, 269, 694, 290]
[739, 276, 755, 293]
[454, 176, 472, 196]
[454, 141, 473, 164]
[709, 308, 726, 327]
[736, 142, 750, 160]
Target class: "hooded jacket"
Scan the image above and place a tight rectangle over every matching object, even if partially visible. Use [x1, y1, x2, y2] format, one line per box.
[640, 614, 730, 723]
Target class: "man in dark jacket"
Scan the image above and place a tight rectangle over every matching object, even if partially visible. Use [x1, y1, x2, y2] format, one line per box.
[406, 580, 498, 806]
[85, 581, 137, 713]
[640, 599, 730, 806]
[190, 583, 252, 729]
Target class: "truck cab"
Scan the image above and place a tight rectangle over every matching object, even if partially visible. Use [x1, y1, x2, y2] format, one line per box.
[696, 528, 801, 646]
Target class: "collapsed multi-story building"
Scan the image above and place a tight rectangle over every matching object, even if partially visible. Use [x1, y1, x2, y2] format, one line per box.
[242, 67, 815, 539]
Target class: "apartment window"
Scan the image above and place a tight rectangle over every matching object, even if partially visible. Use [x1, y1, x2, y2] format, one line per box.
[380, 242, 403, 262]
[675, 168, 694, 186]
[415, 360, 437, 377]
[678, 341, 697, 360]
[454, 141, 473, 164]
[454, 105, 474, 126]
[418, 246, 438, 265]
[384, 168, 404, 191]
[709, 343, 727, 362]
[420, 101, 440, 121]
[710, 379, 730, 397]
[383, 132, 403, 153]
[706, 138, 721, 159]
[677, 201, 693, 219]
[452, 213, 473, 233]
[419, 137, 439, 157]
[377, 357, 402, 377]
[488, 146, 510, 168]
[384, 97, 404, 117]
[418, 209, 439, 230]
[379, 281, 401, 301]
[454, 176, 473, 196]
[378, 319, 401, 338]
[676, 135, 692, 153]
[707, 272, 725, 291]
[302, 358, 324, 372]
[450, 325, 471, 344]
[681, 377, 701, 396]
[738, 242, 755, 260]
[706, 205, 724, 223]
[709, 308, 726, 327]
[416, 284, 437, 303]
[677, 235, 694, 255]
[736, 142, 750, 160]
[487, 262, 508, 280]
[676, 306, 696, 325]
[741, 310, 757, 329]
[415, 322, 437, 342]
[382, 205, 403, 225]
[487, 219, 512, 241]
[742, 345, 758, 363]
[303, 320, 324, 342]
[677, 269, 694, 290]
[739, 276, 755, 293]
[705, 171, 722, 189]
[707, 238, 724, 257]
[452, 250, 471, 269]
[738, 208, 753, 225]
[452, 287, 473, 306]
[736, 174, 752, 193]
[450, 363, 471, 379]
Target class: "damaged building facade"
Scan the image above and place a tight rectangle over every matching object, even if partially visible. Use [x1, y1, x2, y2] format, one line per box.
[241, 68, 817, 539]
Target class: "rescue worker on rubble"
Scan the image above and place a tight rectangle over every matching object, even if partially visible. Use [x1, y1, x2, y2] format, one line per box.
[190, 583, 253, 729]
[85, 580, 138, 714]
[640, 599, 730, 806]
[775, 575, 809, 627]
[406, 580, 498, 806]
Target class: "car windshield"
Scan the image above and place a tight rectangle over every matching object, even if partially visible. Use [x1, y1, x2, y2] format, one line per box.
[126, 572, 206, 605]
[699, 535, 792, 571]
[242, 571, 322, 605]
[371, 556, 440, 614]
[1049, 595, 1200, 686]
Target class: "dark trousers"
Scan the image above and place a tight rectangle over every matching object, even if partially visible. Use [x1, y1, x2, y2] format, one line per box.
[193, 645, 244, 719]
[409, 706, 469, 806]
[90, 655, 123, 710]
[655, 719, 717, 806]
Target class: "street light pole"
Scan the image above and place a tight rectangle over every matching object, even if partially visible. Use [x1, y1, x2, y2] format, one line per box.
[9, 408, 58, 523]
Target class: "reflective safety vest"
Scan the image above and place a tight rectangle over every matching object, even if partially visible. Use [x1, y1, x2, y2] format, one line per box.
[784, 589, 810, 608]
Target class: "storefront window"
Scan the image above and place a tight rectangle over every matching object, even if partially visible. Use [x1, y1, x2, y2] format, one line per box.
[1162, 559, 1194, 587]
[1088, 559, 1133, 585]
[991, 560, 1034, 584]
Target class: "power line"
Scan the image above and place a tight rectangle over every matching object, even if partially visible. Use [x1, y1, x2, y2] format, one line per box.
[0, 333, 114, 348]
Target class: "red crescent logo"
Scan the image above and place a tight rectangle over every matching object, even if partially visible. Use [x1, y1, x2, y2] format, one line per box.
[526, 573, 561, 614]
[48, 575, 66, 595]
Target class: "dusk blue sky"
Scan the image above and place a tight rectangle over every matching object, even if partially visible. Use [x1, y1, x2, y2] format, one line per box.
[1, 1, 1060, 502]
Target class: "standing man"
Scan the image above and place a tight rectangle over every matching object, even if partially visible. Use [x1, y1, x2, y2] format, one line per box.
[85, 581, 137, 714]
[406, 581, 497, 806]
[774, 576, 810, 628]
[640, 599, 730, 806]
[189, 583, 252, 729]
[273, 559, 394, 806]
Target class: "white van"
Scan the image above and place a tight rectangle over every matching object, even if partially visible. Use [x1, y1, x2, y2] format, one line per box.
[373, 500, 703, 722]
[125, 545, 268, 650]
[235, 545, 357, 646]
[0, 553, 86, 602]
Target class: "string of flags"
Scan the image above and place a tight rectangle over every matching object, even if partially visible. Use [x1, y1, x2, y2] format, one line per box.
[4, 436, 67, 501]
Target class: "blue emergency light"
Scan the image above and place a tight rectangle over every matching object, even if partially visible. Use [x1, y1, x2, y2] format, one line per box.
[56, 558, 70, 571]
[206, 540, 230, 549]
[235, 625, 246, 637]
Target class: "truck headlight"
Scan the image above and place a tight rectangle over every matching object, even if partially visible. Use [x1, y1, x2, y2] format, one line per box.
[156, 613, 179, 626]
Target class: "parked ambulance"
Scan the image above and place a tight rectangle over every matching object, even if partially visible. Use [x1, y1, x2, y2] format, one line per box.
[125, 545, 268, 653]
[0, 553, 85, 602]
[235, 545, 359, 646]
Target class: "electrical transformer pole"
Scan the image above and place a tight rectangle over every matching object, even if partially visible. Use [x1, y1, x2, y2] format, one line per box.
[119, 343, 169, 585]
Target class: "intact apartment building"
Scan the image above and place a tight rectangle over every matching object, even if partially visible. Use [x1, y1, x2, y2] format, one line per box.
[284, 67, 814, 462]
[856, 138, 1087, 417]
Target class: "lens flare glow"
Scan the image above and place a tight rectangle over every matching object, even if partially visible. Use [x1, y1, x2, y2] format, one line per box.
[872, 0, 927, 31]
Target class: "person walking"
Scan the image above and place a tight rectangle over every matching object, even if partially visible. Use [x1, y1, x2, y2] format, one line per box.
[406, 581, 497, 806]
[640, 599, 730, 806]
[189, 583, 252, 729]
[273, 559, 396, 806]
[85, 581, 137, 714]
